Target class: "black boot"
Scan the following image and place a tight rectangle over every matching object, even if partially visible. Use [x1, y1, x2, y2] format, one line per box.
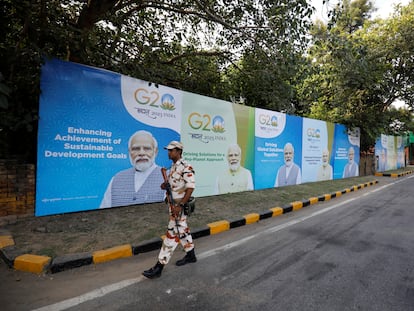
[176, 249, 197, 266]
[142, 261, 164, 279]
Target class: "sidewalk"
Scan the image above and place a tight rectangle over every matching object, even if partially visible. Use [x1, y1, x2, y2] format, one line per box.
[1, 172, 411, 275]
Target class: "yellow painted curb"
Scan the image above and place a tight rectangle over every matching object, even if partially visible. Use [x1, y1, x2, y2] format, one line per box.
[208, 220, 230, 235]
[93, 244, 132, 264]
[0, 235, 15, 248]
[291, 201, 303, 211]
[309, 197, 319, 205]
[359, 184, 365, 189]
[244, 213, 260, 224]
[353, 186, 358, 191]
[14, 254, 51, 274]
[324, 194, 331, 201]
[345, 188, 351, 193]
[391, 173, 398, 178]
[374, 172, 383, 176]
[270, 207, 283, 217]
[336, 191, 342, 197]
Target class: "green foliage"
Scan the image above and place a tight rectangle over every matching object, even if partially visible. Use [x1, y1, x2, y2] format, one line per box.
[223, 46, 304, 113]
[1, 0, 69, 160]
[2, 0, 413, 159]
[297, 0, 414, 151]
[335, 0, 375, 33]
[0, 79, 10, 109]
[1, 0, 313, 160]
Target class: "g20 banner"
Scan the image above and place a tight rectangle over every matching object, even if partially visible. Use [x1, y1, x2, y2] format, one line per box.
[374, 134, 405, 172]
[37, 59, 180, 216]
[180, 93, 255, 196]
[332, 125, 360, 179]
[37, 59, 361, 216]
[301, 118, 335, 183]
[254, 108, 303, 190]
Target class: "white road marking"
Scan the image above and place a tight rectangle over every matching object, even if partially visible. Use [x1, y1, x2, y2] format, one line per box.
[31, 277, 145, 311]
[32, 177, 407, 311]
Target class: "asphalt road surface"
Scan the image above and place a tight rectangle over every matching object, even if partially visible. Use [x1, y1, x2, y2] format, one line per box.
[1, 175, 413, 311]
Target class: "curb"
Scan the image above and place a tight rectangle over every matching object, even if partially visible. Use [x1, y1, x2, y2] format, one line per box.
[375, 170, 413, 178]
[0, 178, 395, 274]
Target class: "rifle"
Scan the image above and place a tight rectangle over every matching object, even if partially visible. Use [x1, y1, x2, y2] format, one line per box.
[161, 167, 182, 239]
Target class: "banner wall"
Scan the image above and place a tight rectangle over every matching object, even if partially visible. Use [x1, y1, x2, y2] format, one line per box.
[332, 124, 361, 180]
[37, 60, 180, 216]
[374, 134, 405, 172]
[253, 109, 303, 190]
[301, 118, 335, 183]
[37, 60, 360, 216]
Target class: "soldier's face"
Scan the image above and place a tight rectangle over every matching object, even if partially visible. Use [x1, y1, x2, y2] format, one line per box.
[167, 148, 181, 161]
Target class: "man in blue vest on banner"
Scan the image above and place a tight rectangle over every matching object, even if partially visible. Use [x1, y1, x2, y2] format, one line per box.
[343, 146, 359, 178]
[274, 142, 301, 187]
[100, 130, 164, 208]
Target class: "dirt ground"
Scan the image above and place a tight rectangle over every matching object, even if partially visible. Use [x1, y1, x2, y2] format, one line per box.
[1, 175, 384, 258]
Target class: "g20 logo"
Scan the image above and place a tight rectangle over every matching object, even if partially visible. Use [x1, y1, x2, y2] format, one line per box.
[307, 128, 321, 138]
[259, 114, 278, 127]
[188, 112, 225, 133]
[134, 88, 175, 111]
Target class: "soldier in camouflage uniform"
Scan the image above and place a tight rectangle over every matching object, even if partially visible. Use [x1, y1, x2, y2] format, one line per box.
[142, 141, 196, 279]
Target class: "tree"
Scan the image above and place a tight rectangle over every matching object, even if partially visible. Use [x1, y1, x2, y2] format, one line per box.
[223, 45, 306, 113]
[296, 0, 414, 151]
[363, 2, 414, 110]
[335, 0, 374, 33]
[1, 0, 314, 161]
[383, 107, 414, 136]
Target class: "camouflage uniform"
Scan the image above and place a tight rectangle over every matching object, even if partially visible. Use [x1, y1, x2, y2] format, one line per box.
[158, 159, 195, 265]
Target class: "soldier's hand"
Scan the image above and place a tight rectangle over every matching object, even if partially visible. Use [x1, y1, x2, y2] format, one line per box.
[161, 182, 170, 190]
[172, 205, 181, 217]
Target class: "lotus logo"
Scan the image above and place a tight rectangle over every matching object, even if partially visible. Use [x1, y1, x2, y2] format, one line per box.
[133, 88, 175, 111]
[307, 128, 321, 138]
[271, 116, 278, 127]
[160, 94, 175, 110]
[212, 116, 225, 133]
[259, 114, 278, 127]
[188, 112, 225, 133]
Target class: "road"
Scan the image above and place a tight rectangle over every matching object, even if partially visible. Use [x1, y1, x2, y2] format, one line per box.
[1, 176, 413, 310]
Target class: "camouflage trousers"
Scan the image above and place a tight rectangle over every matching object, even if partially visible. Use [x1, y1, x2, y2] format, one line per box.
[158, 214, 194, 265]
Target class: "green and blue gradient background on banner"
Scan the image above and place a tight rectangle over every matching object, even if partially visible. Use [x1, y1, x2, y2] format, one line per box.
[180, 92, 255, 197]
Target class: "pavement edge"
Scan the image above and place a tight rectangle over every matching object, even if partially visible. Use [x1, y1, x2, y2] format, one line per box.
[3, 175, 411, 275]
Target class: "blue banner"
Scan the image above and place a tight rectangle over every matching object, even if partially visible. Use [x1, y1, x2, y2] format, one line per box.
[254, 108, 303, 190]
[36, 59, 179, 216]
[37, 59, 362, 216]
[332, 124, 360, 179]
